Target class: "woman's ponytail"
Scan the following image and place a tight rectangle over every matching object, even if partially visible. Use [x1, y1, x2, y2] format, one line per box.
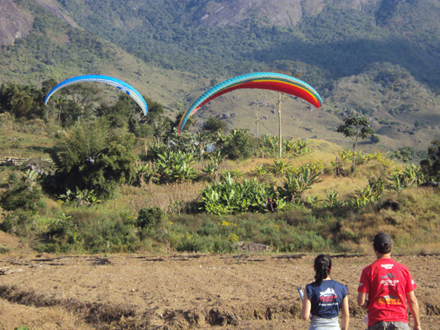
[314, 254, 332, 283]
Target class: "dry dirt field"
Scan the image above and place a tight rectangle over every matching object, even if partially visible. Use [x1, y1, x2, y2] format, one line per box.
[1, 232, 439, 330]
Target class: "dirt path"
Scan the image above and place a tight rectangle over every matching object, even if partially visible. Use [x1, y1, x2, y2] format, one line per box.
[1, 249, 439, 329]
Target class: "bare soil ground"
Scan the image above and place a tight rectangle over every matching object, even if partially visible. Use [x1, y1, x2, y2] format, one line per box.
[1, 233, 439, 330]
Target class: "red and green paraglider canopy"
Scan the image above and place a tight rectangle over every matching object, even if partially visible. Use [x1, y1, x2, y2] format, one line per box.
[178, 72, 322, 133]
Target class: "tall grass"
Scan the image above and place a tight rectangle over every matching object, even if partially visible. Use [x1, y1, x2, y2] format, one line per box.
[335, 188, 440, 254]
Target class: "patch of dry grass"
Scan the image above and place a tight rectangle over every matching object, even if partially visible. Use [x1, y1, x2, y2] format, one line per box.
[310, 175, 369, 199]
[110, 182, 206, 214]
[336, 187, 440, 254]
[0, 285, 139, 329]
[0, 299, 93, 330]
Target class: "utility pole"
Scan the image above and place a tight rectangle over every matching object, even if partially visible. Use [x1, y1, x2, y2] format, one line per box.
[255, 99, 260, 138]
[277, 93, 286, 158]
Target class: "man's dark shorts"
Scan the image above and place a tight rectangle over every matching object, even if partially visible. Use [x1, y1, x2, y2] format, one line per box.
[368, 321, 410, 330]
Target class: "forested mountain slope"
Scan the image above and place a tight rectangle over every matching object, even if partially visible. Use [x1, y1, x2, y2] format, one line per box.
[0, 0, 202, 109]
[49, 0, 440, 90]
[0, 0, 439, 151]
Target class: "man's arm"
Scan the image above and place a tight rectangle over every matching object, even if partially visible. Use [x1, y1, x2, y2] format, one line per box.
[341, 295, 349, 330]
[301, 289, 311, 321]
[357, 291, 368, 309]
[406, 291, 421, 330]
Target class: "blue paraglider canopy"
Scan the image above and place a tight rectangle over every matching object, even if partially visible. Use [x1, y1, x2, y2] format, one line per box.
[44, 75, 148, 116]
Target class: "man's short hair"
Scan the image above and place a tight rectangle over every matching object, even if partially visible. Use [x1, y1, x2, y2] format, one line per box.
[373, 232, 392, 254]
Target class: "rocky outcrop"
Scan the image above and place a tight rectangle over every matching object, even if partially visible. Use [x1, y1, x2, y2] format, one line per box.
[194, 0, 381, 27]
[33, 0, 79, 28]
[196, 0, 304, 27]
[0, 0, 33, 47]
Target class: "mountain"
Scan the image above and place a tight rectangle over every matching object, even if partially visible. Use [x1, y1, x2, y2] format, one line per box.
[0, 0, 33, 46]
[0, 0, 203, 110]
[45, 0, 440, 89]
[193, 0, 380, 27]
[0, 0, 439, 152]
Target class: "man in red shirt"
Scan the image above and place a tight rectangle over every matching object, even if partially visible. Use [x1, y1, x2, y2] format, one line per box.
[357, 233, 421, 330]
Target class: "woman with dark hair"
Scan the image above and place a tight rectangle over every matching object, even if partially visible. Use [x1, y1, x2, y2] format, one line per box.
[301, 254, 349, 330]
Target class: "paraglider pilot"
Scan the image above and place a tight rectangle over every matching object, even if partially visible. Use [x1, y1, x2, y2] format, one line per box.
[86, 156, 95, 165]
[266, 197, 278, 213]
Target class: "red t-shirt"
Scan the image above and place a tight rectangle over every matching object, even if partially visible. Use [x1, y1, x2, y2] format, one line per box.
[358, 258, 416, 326]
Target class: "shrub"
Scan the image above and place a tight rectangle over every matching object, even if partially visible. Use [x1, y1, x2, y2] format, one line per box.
[136, 207, 166, 230]
[175, 233, 207, 252]
[37, 211, 141, 253]
[1, 209, 36, 237]
[203, 117, 228, 133]
[420, 140, 440, 182]
[221, 129, 254, 160]
[174, 233, 235, 253]
[0, 171, 43, 211]
[47, 120, 137, 198]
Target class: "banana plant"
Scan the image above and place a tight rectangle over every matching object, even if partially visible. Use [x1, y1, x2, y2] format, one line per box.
[368, 177, 386, 196]
[270, 159, 293, 177]
[285, 139, 311, 156]
[221, 170, 243, 179]
[156, 150, 197, 184]
[386, 164, 425, 191]
[251, 164, 267, 178]
[136, 162, 158, 184]
[260, 135, 310, 157]
[324, 190, 346, 210]
[304, 196, 322, 209]
[202, 163, 219, 181]
[348, 185, 379, 210]
[209, 151, 225, 166]
[278, 165, 322, 202]
[59, 187, 101, 206]
[200, 174, 272, 215]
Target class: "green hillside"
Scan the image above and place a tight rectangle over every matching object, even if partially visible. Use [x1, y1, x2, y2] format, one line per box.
[0, 0, 439, 152]
[53, 0, 440, 90]
[0, 0, 202, 109]
[0, 114, 439, 255]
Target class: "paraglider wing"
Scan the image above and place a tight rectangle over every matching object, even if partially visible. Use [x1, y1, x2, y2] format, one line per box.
[178, 72, 322, 133]
[44, 75, 148, 116]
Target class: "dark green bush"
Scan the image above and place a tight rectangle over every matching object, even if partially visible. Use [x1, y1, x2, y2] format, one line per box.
[0, 246, 9, 253]
[197, 218, 220, 236]
[174, 234, 235, 253]
[1, 209, 35, 236]
[221, 129, 254, 160]
[47, 120, 137, 199]
[176, 233, 207, 252]
[37, 211, 141, 253]
[0, 172, 43, 211]
[420, 140, 440, 182]
[136, 207, 166, 230]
